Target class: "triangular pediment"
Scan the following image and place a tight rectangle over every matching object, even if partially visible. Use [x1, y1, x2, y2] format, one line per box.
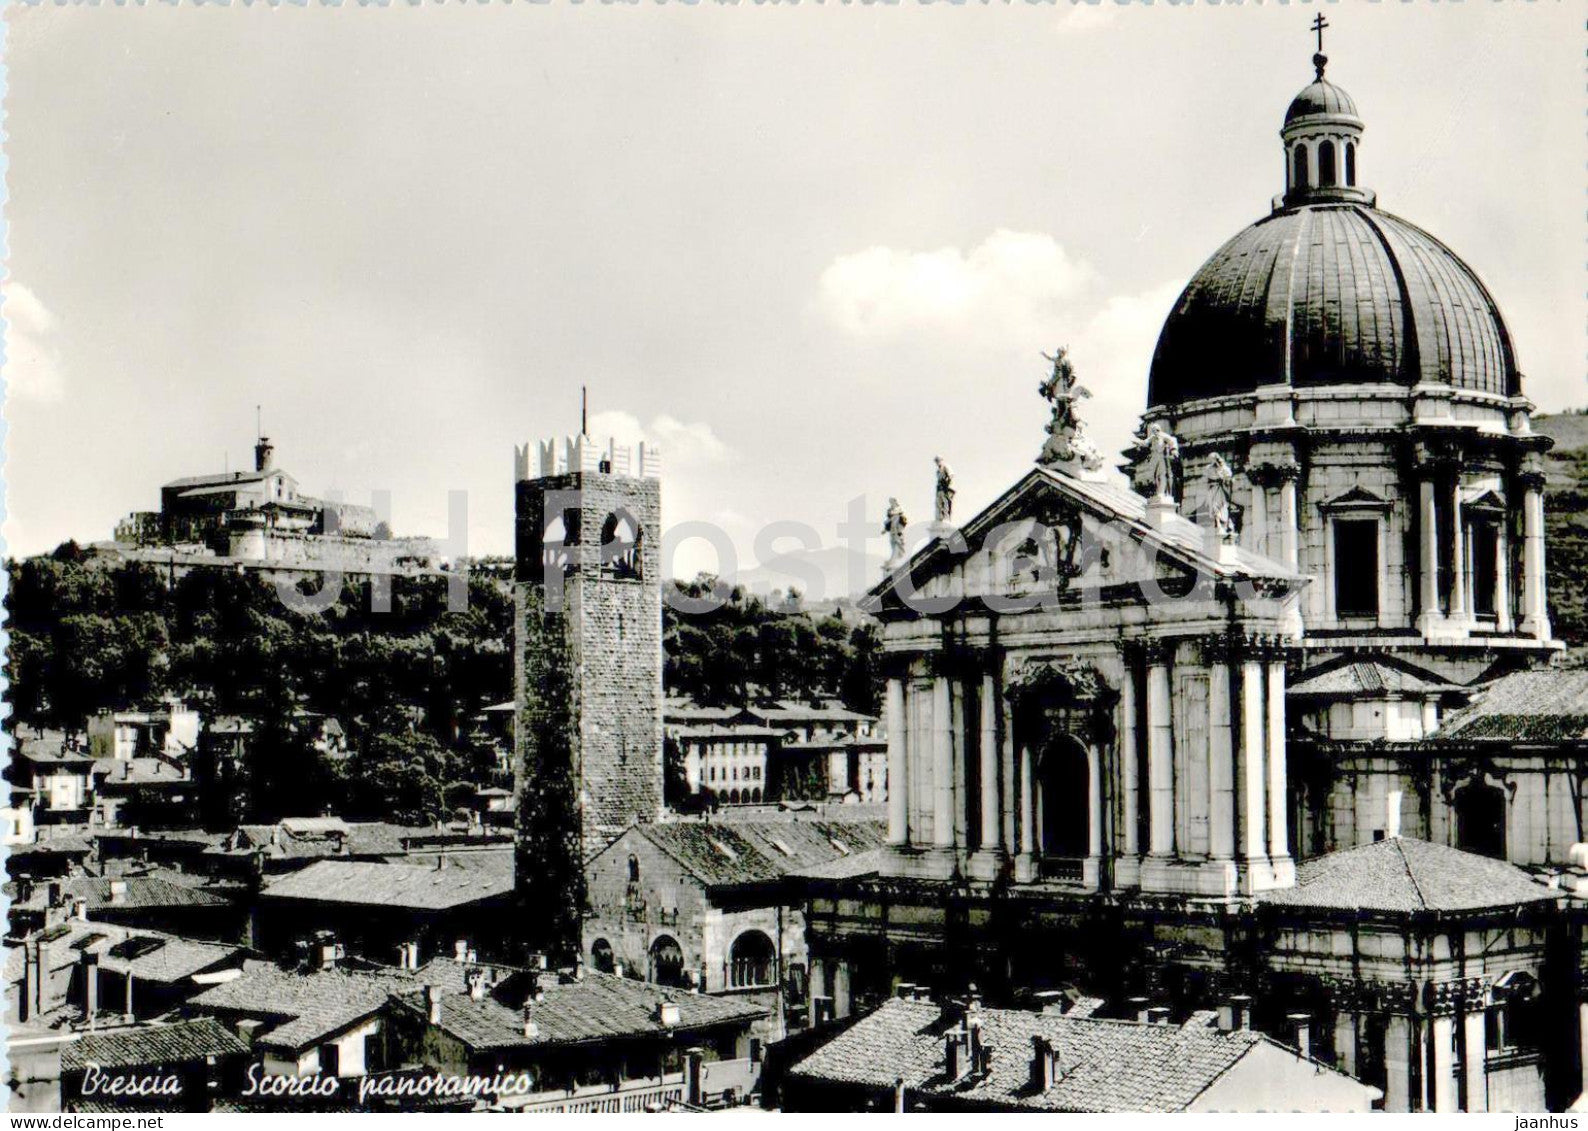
[1320, 485, 1389, 510]
[863, 467, 1300, 617]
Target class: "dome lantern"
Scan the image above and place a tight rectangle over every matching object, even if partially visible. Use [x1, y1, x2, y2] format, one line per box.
[1278, 25, 1371, 207]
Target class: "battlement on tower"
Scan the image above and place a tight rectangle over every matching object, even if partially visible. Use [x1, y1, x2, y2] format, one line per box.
[514, 435, 662, 482]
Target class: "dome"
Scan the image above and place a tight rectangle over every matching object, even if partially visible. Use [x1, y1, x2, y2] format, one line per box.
[1146, 203, 1519, 408]
[1285, 76, 1359, 125]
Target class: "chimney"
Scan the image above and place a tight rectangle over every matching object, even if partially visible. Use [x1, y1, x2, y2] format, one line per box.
[1031, 990, 1068, 1015]
[1129, 996, 1151, 1022]
[1227, 994, 1253, 1031]
[454, 939, 469, 964]
[893, 1076, 907, 1114]
[72, 898, 88, 922]
[613, 960, 626, 980]
[895, 982, 917, 1000]
[521, 1003, 539, 1040]
[1030, 1035, 1057, 1092]
[655, 1000, 681, 1027]
[424, 984, 442, 1025]
[1384, 789, 1403, 839]
[1146, 1006, 1172, 1025]
[466, 967, 488, 1001]
[82, 951, 100, 1025]
[235, 1018, 265, 1047]
[945, 1030, 965, 1082]
[108, 879, 128, 905]
[1288, 1013, 1313, 1058]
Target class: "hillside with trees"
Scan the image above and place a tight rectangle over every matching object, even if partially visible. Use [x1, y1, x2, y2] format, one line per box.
[2, 551, 880, 827]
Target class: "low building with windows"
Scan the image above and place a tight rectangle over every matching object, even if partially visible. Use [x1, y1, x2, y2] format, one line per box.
[383, 964, 767, 1111]
[583, 813, 885, 1039]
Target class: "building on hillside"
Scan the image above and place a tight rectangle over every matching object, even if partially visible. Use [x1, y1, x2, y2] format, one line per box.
[87, 703, 201, 763]
[383, 964, 768, 1111]
[512, 428, 664, 963]
[670, 725, 782, 806]
[252, 855, 516, 966]
[796, 37, 1588, 1114]
[583, 814, 886, 1039]
[782, 994, 1378, 1112]
[9, 873, 243, 942]
[109, 433, 441, 575]
[7, 733, 97, 829]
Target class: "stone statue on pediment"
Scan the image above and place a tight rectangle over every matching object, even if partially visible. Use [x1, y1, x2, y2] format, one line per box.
[934, 457, 955, 524]
[1203, 452, 1238, 542]
[1037, 347, 1105, 474]
[883, 497, 908, 564]
[1144, 422, 1181, 502]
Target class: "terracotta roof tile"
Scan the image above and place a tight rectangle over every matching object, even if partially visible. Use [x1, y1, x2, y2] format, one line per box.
[62, 1018, 247, 1073]
[1260, 836, 1556, 914]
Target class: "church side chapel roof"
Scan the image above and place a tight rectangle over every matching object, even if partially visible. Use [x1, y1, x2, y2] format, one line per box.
[1261, 836, 1556, 915]
[613, 817, 887, 890]
[1288, 654, 1465, 699]
[788, 998, 1357, 1112]
[867, 466, 1300, 612]
[1434, 670, 1588, 742]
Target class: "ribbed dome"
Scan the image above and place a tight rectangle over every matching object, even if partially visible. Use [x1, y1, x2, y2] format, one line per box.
[1146, 203, 1519, 408]
[1285, 77, 1359, 124]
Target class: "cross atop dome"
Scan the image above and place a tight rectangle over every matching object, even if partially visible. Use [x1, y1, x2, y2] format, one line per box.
[1311, 12, 1329, 76]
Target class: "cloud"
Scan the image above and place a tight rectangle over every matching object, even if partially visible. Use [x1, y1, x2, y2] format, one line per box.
[4, 282, 65, 403]
[1055, 2, 1118, 37]
[816, 229, 1096, 345]
[585, 409, 732, 471]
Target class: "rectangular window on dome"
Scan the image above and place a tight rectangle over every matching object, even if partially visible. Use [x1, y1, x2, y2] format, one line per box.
[1333, 518, 1380, 620]
[1471, 521, 1499, 619]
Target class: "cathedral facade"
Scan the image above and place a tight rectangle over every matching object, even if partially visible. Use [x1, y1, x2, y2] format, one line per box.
[801, 47, 1585, 1113]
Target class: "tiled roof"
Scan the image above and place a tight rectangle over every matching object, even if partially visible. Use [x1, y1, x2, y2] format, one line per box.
[64, 874, 234, 911]
[188, 962, 413, 1053]
[789, 999, 1343, 1112]
[96, 932, 245, 984]
[62, 1018, 247, 1073]
[261, 856, 513, 911]
[94, 757, 189, 786]
[1289, 656, 1463, 699]
[608, 816, 887, 889]
[402, 970, 765, 1052]
[163, 470, 270, 491]
[1261, 836, 1556, 914]
[212, 820, 420, 859]
[1434, 670, 1588, 742]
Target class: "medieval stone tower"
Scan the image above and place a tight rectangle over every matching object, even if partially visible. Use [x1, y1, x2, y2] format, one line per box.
[512, 428, 663, 964]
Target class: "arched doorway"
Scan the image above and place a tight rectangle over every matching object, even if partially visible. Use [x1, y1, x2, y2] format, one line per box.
[590, 937, 616, 974]
[1036, 734, 1090, 859]
[649, 934, 687, 988]
[1454, 783, 1507, 859]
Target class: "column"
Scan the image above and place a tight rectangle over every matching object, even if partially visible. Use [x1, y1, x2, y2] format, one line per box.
[808, 959, 829, 1027]
[1246, 477, 1269, 558]
[1019, 744, 1035, 857]
[832, 959, 853, 1020]
[932, 677, 953, 849]
[1334, 1011, 1358, 1077]
[978, 673, 1000, 852]
[1419, 477, 1441, 625]
[1429, 1014, 1456, 1112]
[1278, 473, 1300, 571]
[1119, 663, 1141, 860]
[1449, 482, 1468, 622]
[1464, 1007, 1487, 1113]
[1384, 1014, 1414, 1112]
[1240, 660, 1267, 861]
[1001, 694, 1017, 855]
[1266, 659, 1290, 861]
[1207, 658, 1236, 860]
[1146, 656, 1174, 857]
[1521, 476, 1551, 637]
[886, 678, 908, 846]
[1495, 524, 1514, 633]
[1087, 745, 1103, 860]
[951, 680, 968, 850]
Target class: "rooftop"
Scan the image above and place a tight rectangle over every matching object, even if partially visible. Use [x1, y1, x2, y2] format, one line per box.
[1261, 836, 1556, 915]
[399, 969, 766, 1053]
[1288, 655, 1465, 700]
[187, 961, 416, 1053]
[260, 856, 514, 911]
[789, 998, 1355, 1112]
[604, 815, 887, 889]
[1434, 670, 1588, 742]
[61, 1018, 247, 1074]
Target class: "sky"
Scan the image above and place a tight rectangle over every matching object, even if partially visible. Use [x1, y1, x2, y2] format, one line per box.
[5, 1, 1584, 590]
